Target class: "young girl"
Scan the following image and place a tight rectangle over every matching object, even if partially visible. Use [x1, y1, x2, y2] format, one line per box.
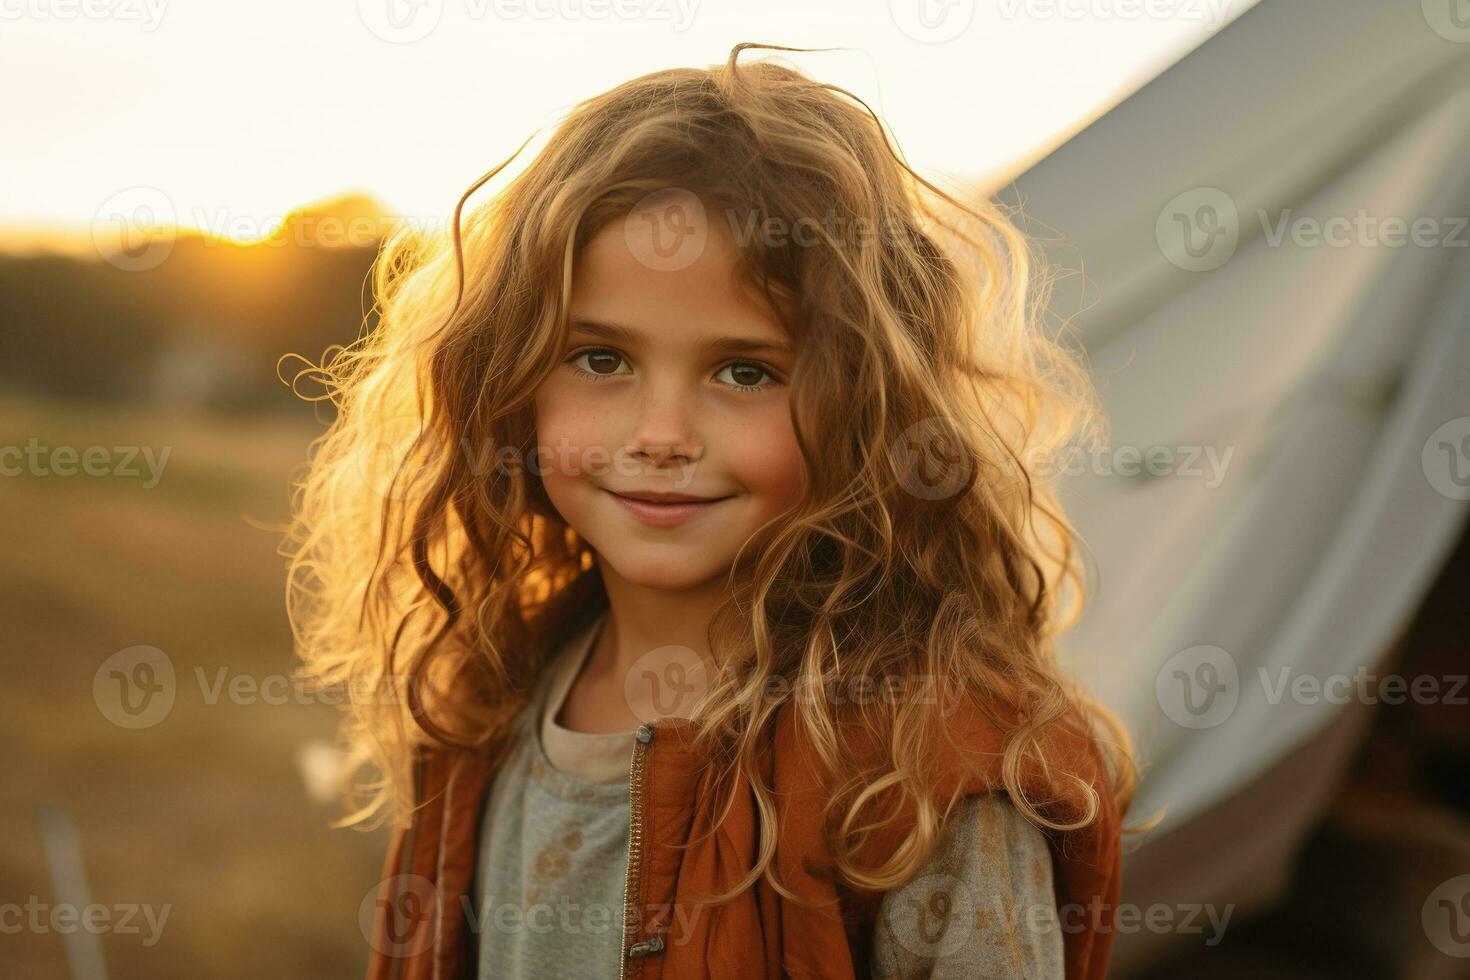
[287, 41, 1143, 980]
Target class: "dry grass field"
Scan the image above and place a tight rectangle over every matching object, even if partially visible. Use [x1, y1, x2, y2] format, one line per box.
[0, 392, 387, 978]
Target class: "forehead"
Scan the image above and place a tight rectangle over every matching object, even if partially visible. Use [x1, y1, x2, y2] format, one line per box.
[569, 210, 791, 344]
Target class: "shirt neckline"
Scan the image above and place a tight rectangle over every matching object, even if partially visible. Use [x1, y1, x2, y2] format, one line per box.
[543, 609, 638, 740]
[527, 611, 635, 790]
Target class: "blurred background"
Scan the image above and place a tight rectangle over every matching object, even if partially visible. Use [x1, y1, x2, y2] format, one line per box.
[4, 1, 1470, 978]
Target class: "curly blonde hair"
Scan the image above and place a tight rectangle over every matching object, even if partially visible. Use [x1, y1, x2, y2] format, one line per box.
[282, 41, 1147, 900]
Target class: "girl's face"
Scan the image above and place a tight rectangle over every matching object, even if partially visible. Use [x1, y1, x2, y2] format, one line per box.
[534, 202, 806, 593]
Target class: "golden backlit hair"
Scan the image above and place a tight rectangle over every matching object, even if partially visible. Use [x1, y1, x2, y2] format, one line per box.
[283, 41, 1150, 900]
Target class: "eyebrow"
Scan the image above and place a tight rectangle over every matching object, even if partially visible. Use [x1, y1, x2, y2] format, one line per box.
[568, 317, 794, 358]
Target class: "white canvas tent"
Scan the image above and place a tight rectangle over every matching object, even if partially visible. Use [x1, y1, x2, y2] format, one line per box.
[996, 0, 1470, 972]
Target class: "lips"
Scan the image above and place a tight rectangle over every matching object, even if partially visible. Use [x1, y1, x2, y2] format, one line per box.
[609, 489, 724, 504]
[603, 488, 732, 528]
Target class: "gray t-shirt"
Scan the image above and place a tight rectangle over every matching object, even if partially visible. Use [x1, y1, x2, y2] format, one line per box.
[474, 617, 633, 979]
[474, 613, 1065, 978]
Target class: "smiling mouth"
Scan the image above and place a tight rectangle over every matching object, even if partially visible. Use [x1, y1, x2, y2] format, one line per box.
[602, 489, 733, 527]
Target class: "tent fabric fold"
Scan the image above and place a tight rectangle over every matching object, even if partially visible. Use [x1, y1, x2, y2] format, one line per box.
[996, 0, 1470, 969]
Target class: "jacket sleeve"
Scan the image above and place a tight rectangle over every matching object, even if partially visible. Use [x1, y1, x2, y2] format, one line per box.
[869, 792, 1065, 979]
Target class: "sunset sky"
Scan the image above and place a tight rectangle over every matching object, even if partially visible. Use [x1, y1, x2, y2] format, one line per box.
[2, 0, 1256, 250]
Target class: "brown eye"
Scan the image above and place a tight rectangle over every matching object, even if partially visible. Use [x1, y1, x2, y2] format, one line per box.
[730, 364, 763, 386]
[565, 348, 631, 380]
[584, 351, 623, 375]
[716, 360, 779, 392]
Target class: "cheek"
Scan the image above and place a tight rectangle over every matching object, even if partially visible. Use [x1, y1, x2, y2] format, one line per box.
[727, 403, 806, 509]
[534, 381, 606, 491]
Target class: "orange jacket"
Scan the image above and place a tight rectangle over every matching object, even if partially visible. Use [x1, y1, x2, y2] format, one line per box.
[364, 695, 1121, 980]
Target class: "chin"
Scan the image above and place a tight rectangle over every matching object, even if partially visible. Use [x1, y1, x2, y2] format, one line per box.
[600, 547, 729, 593]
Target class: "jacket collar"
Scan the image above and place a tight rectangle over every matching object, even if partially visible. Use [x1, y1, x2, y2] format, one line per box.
[365, 696, 1120, 980]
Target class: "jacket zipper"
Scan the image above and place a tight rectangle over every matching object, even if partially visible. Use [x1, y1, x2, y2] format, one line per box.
[619, 722, 655, 979]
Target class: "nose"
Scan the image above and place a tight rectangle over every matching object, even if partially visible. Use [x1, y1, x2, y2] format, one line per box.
[623, 385, 704, 470]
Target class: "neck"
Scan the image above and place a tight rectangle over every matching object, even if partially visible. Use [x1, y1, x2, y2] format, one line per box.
[590, 556, 727, 689]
